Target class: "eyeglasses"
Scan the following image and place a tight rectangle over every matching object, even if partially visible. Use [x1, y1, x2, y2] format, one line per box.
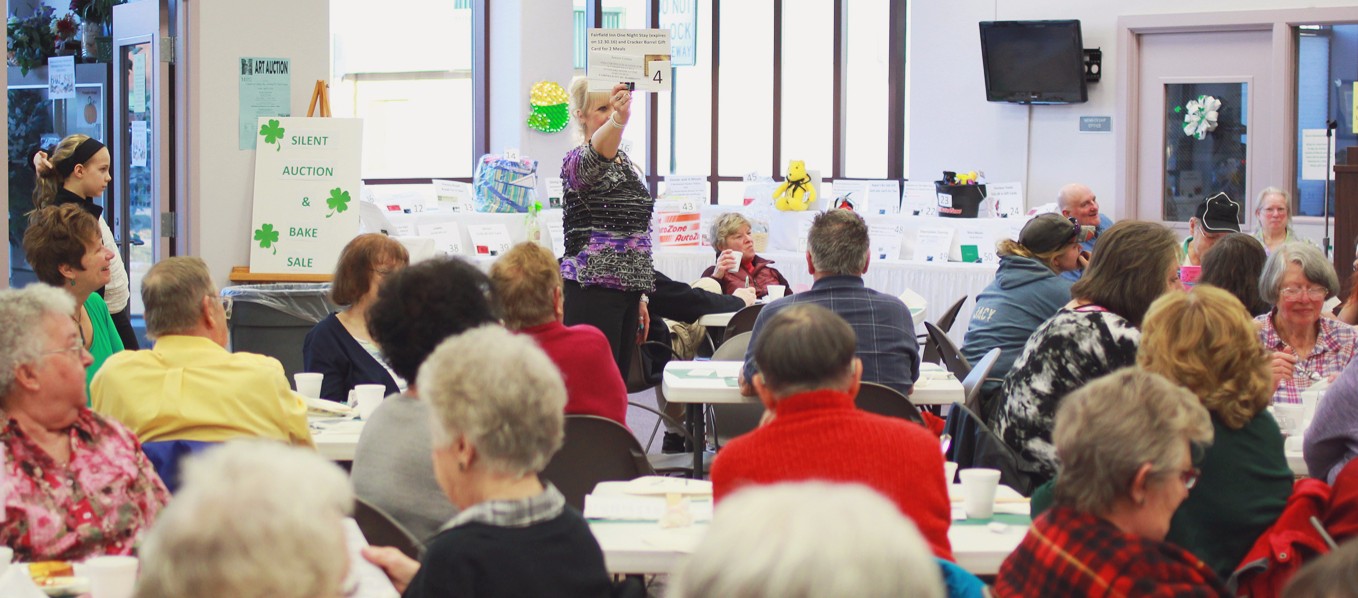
[41, 339, 87, 361]
[219, 296, 233, 319]
[1280, 286, 1327, 301]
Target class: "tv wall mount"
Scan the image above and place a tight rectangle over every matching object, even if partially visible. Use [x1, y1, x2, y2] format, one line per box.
[1084, 48, 1102, 83]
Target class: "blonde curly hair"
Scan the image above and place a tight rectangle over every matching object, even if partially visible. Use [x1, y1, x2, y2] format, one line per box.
[1137, 285, 1273, 430]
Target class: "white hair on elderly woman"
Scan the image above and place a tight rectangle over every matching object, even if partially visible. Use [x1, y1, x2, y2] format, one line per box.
[418, 325, 567, 476]
[133, 441, 353, 598]
[669, 481, 945, 598]
[0, 285, 75, 396]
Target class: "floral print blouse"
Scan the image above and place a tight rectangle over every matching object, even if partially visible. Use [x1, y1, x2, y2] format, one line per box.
[0, 408, 168, 562]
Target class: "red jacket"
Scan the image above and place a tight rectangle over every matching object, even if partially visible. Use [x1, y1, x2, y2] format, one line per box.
[521, 321, 629, 427]
[1229, 479, 1330, 598]
[701, 255, 790, 299]
[710, 389, 953, 560]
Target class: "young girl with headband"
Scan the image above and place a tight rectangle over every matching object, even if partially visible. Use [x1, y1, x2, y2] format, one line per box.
[32, 134, 138, 349]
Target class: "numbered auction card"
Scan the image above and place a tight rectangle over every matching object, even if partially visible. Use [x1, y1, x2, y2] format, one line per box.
[912, 227, 955, 264]
[417, 222, 465, 256]
[432, 179, 475, 213]
[468, 224, 513, 257]
[987, 182, 1025, 218]
[249, 117, 363, 275]
[902, 181, 938, 217]
[956, 228, 997, 264]
[869, 223, 905, 261]
[588, 29, 673, 92]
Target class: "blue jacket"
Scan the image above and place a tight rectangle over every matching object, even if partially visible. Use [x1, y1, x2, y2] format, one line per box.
[303, 313, 401, 402]
[961, 255, 1072, 395]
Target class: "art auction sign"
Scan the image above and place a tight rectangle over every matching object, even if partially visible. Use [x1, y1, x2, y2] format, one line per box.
[248, 117, 364, 274]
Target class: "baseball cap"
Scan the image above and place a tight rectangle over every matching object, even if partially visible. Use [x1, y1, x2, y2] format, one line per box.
[1019, 213, 1096, 254]
[1195, 192, 1242, 233]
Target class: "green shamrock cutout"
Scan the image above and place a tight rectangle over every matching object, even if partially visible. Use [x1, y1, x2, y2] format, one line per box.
[253, 223, 280, 255]
[325, 188, 351, 218]
[259, 119, 285, 152]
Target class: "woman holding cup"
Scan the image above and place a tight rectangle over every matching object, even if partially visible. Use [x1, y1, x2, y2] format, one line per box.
[701, 212, 791, 300]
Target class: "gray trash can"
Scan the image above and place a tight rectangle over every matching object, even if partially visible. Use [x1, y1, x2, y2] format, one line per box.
[221, 283, 337, 383]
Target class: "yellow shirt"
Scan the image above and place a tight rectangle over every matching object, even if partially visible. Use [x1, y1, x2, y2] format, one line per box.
[90, 335, 312, 446]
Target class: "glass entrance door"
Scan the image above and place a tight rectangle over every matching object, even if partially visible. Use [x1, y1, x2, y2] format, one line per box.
[112, 0, 171, 317]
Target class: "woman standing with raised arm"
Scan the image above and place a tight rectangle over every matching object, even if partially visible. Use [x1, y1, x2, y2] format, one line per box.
[559, 79, 655, 376]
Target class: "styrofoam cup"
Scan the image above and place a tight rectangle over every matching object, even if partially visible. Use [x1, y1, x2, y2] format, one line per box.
[958, 468, 1001, 519]
[294, 372, 323, 399]
[355, 384, 386, 419]
[84, 555, 137, 598]
[766, 285, 786, 299]
[944, 461, 959, 484]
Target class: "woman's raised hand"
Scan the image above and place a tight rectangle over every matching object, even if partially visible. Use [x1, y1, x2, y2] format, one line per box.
[609, 83, 632, 123]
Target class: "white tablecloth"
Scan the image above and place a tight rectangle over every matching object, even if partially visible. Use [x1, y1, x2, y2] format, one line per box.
[652, 248, 996, 343]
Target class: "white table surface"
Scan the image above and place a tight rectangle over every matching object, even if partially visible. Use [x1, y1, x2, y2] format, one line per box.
[695, 311, 736, 327]
[661, 360, 965, 406]
[311, 416, 363, 461]
[587, 481, 1028, 576]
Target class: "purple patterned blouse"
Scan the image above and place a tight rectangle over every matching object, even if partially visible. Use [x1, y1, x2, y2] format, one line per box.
[560, 143, 655, 292]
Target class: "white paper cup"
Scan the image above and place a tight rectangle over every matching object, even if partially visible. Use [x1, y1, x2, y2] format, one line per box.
[766, 285, 786, 299]
[84, 555, 138, 598]
[944, 461, 959, 484]
[294, 372, 324, 399]
[0, 546, 11, 578]
[355, 384, 386, 419]
[958, 468, 1001, 519]
[1301, 390, 1325, 428]
[1273, 404, 1304, 436]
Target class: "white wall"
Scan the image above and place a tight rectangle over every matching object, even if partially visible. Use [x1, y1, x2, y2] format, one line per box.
[185, 0, 330, 288]
[908, 0, 1358, 225]
[488, 0, 575, 196]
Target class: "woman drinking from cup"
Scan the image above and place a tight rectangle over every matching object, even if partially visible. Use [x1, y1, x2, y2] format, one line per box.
[701, 212, 790, 299]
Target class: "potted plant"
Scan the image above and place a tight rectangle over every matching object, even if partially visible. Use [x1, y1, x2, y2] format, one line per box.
[6, 5, 57, 75]
[70, 0, 123, 61]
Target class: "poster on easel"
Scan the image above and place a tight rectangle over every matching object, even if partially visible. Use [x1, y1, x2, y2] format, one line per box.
[248, 116, 364, 274]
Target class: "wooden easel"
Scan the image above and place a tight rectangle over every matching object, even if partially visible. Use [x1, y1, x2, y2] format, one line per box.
[306, 79, 331, 117]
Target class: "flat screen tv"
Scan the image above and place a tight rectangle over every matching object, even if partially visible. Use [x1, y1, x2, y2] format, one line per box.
[979, 20, 1087, 104]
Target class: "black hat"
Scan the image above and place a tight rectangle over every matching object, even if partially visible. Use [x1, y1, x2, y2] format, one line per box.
[1195, 192, 1242, 233]
[1020, 213, 1095, 254]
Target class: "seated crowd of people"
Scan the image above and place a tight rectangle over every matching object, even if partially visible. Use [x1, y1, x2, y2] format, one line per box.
[11, 180, 1358, 597]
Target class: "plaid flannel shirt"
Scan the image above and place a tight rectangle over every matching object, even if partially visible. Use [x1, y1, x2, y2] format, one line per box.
[1255, 312, 1358, 405]
[994, 506, 1228, 598]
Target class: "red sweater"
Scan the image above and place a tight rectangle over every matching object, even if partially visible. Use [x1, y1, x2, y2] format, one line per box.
[522, 321, 629, 427]
[711, 389, 954, 561]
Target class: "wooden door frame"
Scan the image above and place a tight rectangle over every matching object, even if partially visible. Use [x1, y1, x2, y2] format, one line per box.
[1116, 7, 1358, 222]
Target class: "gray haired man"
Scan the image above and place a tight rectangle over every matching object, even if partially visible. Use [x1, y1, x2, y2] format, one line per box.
[738, 209, 920, 397]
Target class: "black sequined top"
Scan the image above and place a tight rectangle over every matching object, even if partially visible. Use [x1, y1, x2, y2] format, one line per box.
[559, 143, 655, 292]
